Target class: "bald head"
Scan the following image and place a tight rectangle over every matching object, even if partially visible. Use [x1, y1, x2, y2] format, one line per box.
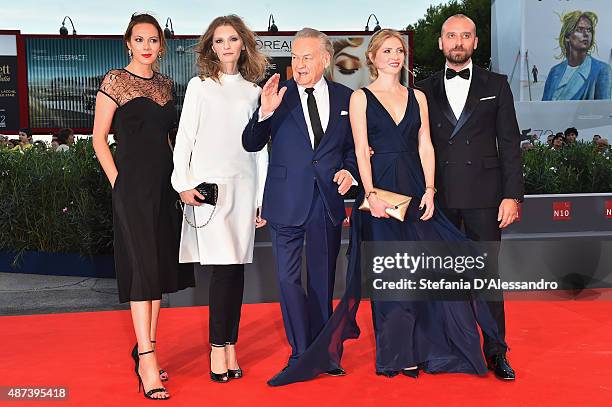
[439, 14, 478, 68]
[441, 14, 476, 36]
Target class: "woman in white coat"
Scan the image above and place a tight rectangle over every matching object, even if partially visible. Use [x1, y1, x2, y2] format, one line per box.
[171, 15, 268, 383]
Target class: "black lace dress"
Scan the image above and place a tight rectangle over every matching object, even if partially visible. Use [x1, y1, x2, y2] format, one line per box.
[98, 69, 195, 303]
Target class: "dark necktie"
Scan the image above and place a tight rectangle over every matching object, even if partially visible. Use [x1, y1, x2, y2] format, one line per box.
[304, 87, 324, 149]
[446, 68, 470, 80]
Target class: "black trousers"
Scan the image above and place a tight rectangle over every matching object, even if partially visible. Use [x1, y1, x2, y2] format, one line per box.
[441, 207, 508, 358]
[209, 264, 244, 346]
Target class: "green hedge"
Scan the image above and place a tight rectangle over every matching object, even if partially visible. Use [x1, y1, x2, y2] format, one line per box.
[522, 142, 612, 194]
[0, 140, 113, 256]
[1, 139, 611, 256]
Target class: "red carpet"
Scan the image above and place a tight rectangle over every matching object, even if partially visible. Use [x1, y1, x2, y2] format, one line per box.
[2, 298, 611, 406]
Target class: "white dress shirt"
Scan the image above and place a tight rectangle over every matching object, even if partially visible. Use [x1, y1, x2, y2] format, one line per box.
[297, 76, 329, 148]
[259, 75, 357, 185]
[444, 60, 473, 120]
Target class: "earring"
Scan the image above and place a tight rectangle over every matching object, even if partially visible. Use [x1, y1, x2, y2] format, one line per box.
[158, 52, 163, 60]
[128, 49, 133, 58]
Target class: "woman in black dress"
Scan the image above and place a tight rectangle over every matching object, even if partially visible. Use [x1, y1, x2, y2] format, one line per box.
[92, 13, 194, 400]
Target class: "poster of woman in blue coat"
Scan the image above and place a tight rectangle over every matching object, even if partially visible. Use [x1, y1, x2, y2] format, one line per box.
[542, 10, 611, 101]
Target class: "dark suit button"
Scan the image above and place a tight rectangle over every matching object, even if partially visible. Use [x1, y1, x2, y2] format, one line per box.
[444, 160, 449, 165]
[466, 160, 472, 165]
[466, 139, 471, 145]
[437, 123, 442, 128]
[312, 160, 318, 165]
[448, 140, 454, 145]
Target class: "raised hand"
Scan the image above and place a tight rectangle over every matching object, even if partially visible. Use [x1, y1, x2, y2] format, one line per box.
[260, 73, 287, 117]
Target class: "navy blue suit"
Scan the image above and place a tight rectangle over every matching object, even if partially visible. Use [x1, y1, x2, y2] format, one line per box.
[242, 78, 357, 362]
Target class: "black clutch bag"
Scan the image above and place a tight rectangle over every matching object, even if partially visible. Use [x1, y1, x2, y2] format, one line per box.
[194, 182, 218, 205]
[178, 182, 218, 229]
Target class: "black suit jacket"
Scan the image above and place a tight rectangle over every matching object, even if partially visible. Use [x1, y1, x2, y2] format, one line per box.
[416, 65, 524, 209]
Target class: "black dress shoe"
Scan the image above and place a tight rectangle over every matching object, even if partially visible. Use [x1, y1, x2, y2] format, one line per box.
[401, 367, 419, 378]
[325, 367, 346, 376]
[487, 354, 516, 381]
[376, 370, 399, 378]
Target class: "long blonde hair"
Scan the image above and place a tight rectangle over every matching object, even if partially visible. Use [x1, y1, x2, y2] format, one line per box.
[556, 10, 598, 59]
[365, 29, 408, 80]
[194, 15, 268, 83]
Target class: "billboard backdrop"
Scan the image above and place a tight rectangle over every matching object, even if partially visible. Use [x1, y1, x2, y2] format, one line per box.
[24, 32, 411, 132]
[520, 0, 612, 102]
[0, 35, 19, 132]
[493, 0, 612, 142]
[25, 37, 198, 130]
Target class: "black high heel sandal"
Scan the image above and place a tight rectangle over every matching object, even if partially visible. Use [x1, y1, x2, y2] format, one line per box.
[132, 343, 168, 382]
[227, 368, 243, 379]
[135, 349, 170, 400]
[225, 343, 243, 379]
[210, 344, 229, 383]
[150, 340, 169, 381]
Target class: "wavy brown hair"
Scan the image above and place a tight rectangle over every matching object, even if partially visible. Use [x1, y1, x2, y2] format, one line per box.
[123, 13, 167, 71]
[195, 15, 268, 83]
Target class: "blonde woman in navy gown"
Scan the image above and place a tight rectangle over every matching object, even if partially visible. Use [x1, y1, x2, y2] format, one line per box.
[349, 29, 505, 378]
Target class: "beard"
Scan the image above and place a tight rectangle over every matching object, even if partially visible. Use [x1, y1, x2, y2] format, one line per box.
[444, 47, 473, 65]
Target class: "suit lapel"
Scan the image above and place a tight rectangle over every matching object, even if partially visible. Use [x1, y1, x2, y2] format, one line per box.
[434, 72, 458, 127]
[322, 79, 340, 141]
[450, 65, 489, 139]
[285, 80, 312, 146]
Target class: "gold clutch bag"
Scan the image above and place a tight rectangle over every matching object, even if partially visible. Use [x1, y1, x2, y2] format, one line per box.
[359, 188, 412, 221]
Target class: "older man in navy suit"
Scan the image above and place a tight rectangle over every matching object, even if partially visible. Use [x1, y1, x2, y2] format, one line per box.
[243, 28, 357, 382]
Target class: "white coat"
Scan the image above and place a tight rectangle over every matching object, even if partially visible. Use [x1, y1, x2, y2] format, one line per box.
[171, 74, 268, 265]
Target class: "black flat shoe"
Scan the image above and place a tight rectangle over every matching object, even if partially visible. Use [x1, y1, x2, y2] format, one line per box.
[376, 370, 399, 378]
[227, 368, 243, 379]
[401, 367, 419, 378]
[325, 367, 347, 376]
[487, 354, 516, 381]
